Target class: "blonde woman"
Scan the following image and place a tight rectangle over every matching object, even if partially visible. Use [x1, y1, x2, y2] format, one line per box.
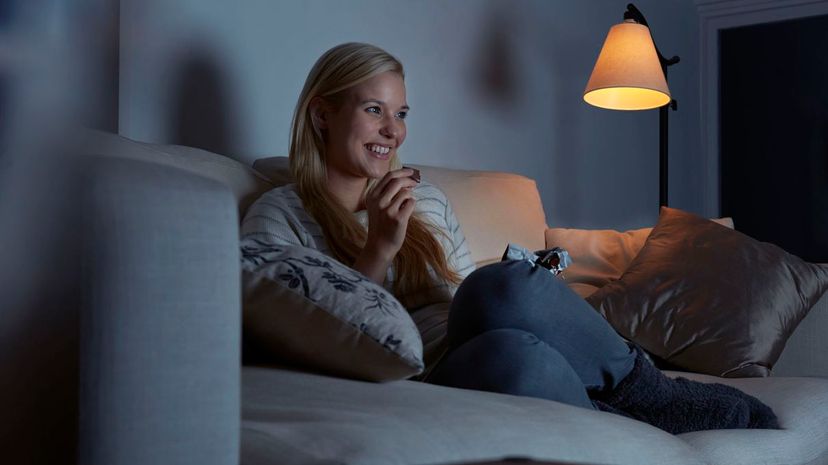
[240, 42, 779, 435]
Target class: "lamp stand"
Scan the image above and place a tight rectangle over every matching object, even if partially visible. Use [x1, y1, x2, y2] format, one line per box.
[659, 92, 678, 207]
[624, 3, 679, 209]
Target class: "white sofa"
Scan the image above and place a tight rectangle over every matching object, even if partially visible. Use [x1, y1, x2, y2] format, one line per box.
[75, 131, 828, 465]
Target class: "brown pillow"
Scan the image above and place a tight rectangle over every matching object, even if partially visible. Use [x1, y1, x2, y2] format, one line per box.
[546, 218, 733, 299]
[586, 207, 828, 377]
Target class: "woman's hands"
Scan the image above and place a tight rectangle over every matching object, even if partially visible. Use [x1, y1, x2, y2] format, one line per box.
[365, 168, 419, 259]
[352, 168, 418, 284]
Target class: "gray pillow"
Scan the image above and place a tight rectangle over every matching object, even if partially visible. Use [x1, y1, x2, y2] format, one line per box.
[241, 242, 424, 381]
[587, 207, 828, 377]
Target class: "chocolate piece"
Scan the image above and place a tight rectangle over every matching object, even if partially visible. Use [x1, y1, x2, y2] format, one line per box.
[403, 166, 421, 183]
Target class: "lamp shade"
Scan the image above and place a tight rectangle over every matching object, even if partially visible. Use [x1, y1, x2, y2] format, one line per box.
[584, 21, 671, 111]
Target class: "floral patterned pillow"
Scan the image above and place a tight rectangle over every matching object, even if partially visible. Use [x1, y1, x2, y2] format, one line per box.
[241, 241, 424, 381]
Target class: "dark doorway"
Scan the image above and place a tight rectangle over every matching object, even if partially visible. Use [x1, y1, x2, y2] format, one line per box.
[720, 14, 828, 262]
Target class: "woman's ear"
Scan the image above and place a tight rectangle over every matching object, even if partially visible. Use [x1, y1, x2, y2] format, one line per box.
[309, 97, 329, 130]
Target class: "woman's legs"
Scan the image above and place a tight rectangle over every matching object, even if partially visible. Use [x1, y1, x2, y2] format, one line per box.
[427, 328, 595, 410]
[436, 259, 778, 433]
[446, 259, 635, 393]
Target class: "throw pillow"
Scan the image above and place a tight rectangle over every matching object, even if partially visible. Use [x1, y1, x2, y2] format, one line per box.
[546, 218, 734, 298]
[586, 207, 828, 377]
[241, 242, 424, 382]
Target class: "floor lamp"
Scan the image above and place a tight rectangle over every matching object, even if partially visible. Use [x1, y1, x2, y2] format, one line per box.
[583, 3, 679, 209]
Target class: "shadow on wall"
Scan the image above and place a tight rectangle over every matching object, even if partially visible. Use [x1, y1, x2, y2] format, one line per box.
[472, 6, 518, 111]
[534, 20, 586, 225]
[168, 46, 240, 159]
[471, 1, 587, 225]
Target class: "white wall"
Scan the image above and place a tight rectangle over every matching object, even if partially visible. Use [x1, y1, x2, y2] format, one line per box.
[118, 0, 701, 230]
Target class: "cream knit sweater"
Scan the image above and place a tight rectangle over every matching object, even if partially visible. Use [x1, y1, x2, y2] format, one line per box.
[240, 181, 476, 310]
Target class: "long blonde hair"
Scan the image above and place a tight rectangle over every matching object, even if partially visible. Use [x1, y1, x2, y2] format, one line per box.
[289, 42, 461, 297]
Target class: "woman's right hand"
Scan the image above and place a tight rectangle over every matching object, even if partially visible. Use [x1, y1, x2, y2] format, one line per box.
[353, 168, 418, 283]
[364, 167, 419, 260]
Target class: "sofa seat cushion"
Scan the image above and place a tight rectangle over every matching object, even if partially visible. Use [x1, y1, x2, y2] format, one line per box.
[668, 371, 828, 465]
[241, 367, 705, 465]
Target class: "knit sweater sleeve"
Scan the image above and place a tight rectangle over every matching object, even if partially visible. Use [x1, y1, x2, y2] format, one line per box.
[443, 192, 476, 281]
[390, 182, 476, 311]
[413, 182, 476, 280]
[239, 182, 475, 306]
[239, 184, 324, 268]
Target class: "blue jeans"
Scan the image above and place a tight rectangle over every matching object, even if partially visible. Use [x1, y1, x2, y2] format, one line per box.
[427, 260, 636, 410]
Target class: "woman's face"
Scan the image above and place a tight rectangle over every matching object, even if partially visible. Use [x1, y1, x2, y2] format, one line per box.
[318, 71, 408, 183]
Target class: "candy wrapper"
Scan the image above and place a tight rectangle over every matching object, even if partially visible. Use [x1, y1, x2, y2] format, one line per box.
[501, 243, 571, 276]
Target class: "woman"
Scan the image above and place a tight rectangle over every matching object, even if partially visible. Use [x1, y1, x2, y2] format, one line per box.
[240, 42, 779, 435]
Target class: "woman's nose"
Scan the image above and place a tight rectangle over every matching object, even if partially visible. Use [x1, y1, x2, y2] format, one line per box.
[379, 119, 400, 139]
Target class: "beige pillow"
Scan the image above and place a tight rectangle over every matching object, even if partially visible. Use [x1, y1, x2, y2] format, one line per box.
[546, 218, 734, 298]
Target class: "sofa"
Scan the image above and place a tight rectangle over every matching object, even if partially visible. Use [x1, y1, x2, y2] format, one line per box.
[68, 131, 828, 465]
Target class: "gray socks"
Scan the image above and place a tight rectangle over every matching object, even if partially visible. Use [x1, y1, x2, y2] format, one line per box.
[591, 348, 779, 434]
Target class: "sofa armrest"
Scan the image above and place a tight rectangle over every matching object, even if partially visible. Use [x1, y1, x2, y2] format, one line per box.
[79, 156, 240, 465]
[774, 292, 828, 377]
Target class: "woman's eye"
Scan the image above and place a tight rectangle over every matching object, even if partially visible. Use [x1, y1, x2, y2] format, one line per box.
[396, 111, 408, 120]
[366, 106, 381, 115]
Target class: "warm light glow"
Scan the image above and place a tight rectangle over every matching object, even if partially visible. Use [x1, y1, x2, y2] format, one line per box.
[584, 87, 670, 110]
[584, 21, 671, 111]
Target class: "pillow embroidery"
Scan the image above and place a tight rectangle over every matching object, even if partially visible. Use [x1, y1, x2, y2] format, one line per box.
[241, 239, 423, 381]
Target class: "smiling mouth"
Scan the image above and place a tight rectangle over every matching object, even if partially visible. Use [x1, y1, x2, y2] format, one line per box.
[365, 143, 392, 160]
[365, 143, 391, 155]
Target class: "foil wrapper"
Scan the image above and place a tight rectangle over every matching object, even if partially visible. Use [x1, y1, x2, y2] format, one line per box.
[501, 243, 571, 276]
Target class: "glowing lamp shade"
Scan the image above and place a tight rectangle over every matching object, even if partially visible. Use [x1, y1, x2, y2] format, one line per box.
[584, 21, 671, 111]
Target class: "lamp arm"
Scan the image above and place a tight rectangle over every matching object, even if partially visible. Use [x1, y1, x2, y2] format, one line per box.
[624, 4, 680, 71]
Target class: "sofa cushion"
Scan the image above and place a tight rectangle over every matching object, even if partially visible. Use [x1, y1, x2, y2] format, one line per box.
[241, 366, 706, 465]
[587, 207, 828, 377]
[669, 372, 828, 465]
[252, 157, 548, 267]
[773, 292, 828, 377]
[413, 166, 547, 267]
[545, 218, 733, 299]
[82, 130, 273, 215]
[241, 244, 423, 382]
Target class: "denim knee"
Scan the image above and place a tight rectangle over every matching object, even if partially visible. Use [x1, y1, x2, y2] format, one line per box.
[453, 260, 571, 309]
[457, 260, 546, 298]
[447, 260, 572, 346]
[428, 328, 595, 410]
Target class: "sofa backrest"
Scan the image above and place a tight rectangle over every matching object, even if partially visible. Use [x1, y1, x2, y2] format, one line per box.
[82, 131, 273, 215]
[253, 157, 548, 267]
[82, 133, 548, 266]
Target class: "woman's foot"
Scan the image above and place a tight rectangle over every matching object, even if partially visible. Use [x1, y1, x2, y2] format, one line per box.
[710, 381, 781, 429]
[591, 348, 760, 434]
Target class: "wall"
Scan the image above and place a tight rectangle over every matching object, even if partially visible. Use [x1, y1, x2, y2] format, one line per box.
[118, 0, 701, 230]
